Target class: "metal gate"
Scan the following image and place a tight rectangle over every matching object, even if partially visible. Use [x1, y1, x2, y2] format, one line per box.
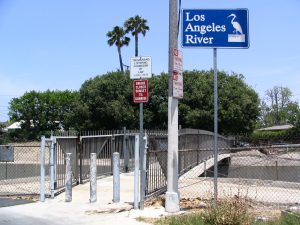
[79, 134, 135, 183]
[46, 131, 136, 195]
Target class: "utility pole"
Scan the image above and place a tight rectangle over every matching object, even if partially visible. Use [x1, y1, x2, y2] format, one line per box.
[165, 0, 180, 213]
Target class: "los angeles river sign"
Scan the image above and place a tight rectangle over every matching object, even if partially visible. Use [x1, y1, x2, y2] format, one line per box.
[130, 56, 152, 79]
[182, 9, 249, 48]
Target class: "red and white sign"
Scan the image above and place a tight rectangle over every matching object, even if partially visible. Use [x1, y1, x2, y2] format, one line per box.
[173, 48, 183, 99]
[173, 71, 183, 99]
[173, 48, 183, 73]
[133, 80, 148, 103]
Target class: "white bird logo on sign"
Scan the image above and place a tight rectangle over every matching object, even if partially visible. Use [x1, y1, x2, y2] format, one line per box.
[227, 14, 243, 34]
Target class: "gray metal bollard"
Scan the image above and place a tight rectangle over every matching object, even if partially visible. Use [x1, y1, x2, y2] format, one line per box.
[65, 153, 72, 202]
[90, 153, 97, 203]
[113, 152, 120, 203]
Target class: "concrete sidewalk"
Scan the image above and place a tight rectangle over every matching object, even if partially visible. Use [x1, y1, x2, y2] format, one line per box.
[0, 173, 168, 225]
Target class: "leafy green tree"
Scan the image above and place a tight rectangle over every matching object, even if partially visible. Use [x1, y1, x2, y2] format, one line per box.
[179, 70, 259, 134]
[124, 15, 149, 57]
[74, 70, 259, 134]
[8, 90, 77, 138]
[259, 86, 300, 127]
[106, 26, 130, 72]
[144, 73, 169, 129]
[72, 71, 137, 130]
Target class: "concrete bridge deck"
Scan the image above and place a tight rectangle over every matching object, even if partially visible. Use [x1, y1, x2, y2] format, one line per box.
[180, 154, 230, 179]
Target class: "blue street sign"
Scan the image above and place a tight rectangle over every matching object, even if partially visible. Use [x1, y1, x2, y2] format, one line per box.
[182, 9, 249, 48]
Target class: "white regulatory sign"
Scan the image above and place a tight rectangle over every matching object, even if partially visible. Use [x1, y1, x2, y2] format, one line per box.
[172, 48, 183, 99]
[173, 71, 183, 99]
[173, 48, 183, 73]
[130, 56, 152, 79]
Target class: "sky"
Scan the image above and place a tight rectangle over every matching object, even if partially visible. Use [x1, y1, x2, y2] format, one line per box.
[0, 0, 299, 122]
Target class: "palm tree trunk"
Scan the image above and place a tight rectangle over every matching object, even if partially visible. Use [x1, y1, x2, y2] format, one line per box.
[135, 34, 138, 57]
[118, 46, 124, 72]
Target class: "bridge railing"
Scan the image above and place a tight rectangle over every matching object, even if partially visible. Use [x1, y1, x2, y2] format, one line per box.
[145, 128, 232, 198]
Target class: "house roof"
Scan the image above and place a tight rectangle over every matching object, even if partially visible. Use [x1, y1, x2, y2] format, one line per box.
[5, 121, 22, 130]
[257, 124, 294, 131]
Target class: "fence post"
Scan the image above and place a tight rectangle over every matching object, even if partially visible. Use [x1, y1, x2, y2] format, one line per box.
[134, 134, 139, 209]
[111, 135, 115, 173]
[40, 136, 46, 202]
[54, 140, 57, 190]
[123, 127, 129, 172]
[90, 153, 97, 203]
[275, 160, 279, 181]
[50, 136, 55, 199]
[140, 134, 148, 210]
[113, 152, 120, 203]
[65, 153, 72, 202]
[79, 137, 83, 184]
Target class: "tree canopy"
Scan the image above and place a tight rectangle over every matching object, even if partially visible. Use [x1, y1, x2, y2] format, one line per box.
[180, 70, 259, 134]
[106, 26, 130, 72]
[259, 86, 300, 127]
[7, 70, 260, 137]
[9, 90, 77, 138]
[70, 70, 259, 134]
[124, 15, 149, 57]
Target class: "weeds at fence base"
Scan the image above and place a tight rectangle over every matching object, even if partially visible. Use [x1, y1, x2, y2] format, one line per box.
[142, 194, 300, 225]
[145, 196, 210, 210]
[203, 196, 253, 225]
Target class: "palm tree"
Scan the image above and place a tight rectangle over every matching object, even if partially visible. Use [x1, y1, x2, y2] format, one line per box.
[107, 26, 130, 72]
[124, 15, 149, 57]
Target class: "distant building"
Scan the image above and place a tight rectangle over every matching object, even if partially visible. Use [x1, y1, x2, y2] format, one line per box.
[3, 120, 64, 132]
[257, 124, 294, 132]
[3, 121, 23, 132]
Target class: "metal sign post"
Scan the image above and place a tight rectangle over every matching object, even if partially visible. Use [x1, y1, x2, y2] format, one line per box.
[213, 48, 218, 203]
[130, 56, 151, 209]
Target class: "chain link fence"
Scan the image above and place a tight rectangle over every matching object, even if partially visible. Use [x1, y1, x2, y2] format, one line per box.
[0, 142, 50, 197]
[3, 129, 299, 209]
[145, 129, 232, 198]
[178, 136, 300, 207]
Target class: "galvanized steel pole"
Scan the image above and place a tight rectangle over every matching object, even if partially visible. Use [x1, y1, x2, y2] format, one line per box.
[140, 134, 147, 210]
[40, 136, 45, 202]
[134, 134, 139, 209]
[90, 153, 97, 203]
[123, 127, 129, 172]
[139, 101, 145, 209]
[65, 153, 72, 202]
[165, 0, 180, 213]
[213, 48, 218, 204]
[50, 136, 55, 199]
[113, 152, 120, 203]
